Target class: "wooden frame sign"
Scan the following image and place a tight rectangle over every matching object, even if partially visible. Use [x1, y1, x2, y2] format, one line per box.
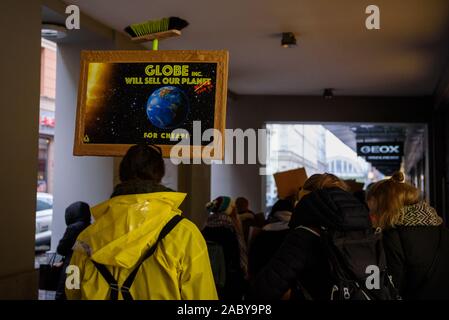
[74, 50, 228, 159]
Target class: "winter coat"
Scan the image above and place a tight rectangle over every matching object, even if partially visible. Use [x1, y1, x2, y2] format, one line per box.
[249, 188, 372, 300]
[66, 187, 217, 300]
[382, 202, 449, 300]
[57, 202, 91, 256]
[55, 202, 91, 300]
[248, 228, 290, 278]
[202, 212, 247, 300]
[202, 226, 246, 300]
[248, 210, 292, 277]
[238, 211, 256, 244]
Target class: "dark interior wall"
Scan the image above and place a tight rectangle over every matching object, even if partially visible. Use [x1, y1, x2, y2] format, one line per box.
[0, 0, 41, 299]
[212, 95, 433, 214]
[229, 95, 432, 124]
[428, 103, 449, 224]
[428, 47, 449, 224]
[443, 107, 449, 224]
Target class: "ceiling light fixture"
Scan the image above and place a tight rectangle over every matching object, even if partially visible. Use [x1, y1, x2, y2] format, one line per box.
[281, 32, 296, 48]
[323, 88, 334, 99]
[41, 23, 67, 40]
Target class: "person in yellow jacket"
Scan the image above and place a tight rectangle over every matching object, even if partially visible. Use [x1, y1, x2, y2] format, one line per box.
[66, 144, 218, 300]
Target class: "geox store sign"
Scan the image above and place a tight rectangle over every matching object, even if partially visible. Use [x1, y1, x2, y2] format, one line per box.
[357, 142, 403, 162]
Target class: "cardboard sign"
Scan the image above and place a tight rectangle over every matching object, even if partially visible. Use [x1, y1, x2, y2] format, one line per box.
[74, 50, 228, 159]
[273, 167, 308, 199]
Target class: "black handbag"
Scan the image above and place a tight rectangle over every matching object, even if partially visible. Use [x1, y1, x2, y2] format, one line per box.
[39, 253, 63, 291]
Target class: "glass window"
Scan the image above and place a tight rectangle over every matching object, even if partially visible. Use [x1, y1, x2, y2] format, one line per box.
[336, 160, 342, 172]
[265, 124, 381, 209]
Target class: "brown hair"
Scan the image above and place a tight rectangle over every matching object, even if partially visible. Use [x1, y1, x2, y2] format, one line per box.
[366, 171, 420, 229]
[303, 173, 350, 192]
[235, 197, 249, 213]
[119, 144, 165, 183]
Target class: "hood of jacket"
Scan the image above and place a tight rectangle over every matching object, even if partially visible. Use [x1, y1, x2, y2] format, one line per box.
[111, 179, 173, 198]
[65, 201, 91, 225]
[289, 187, 372, 231]
[73, 191, 186, 269]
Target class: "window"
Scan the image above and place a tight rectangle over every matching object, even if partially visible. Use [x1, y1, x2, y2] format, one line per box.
[336, 160, 342, 172]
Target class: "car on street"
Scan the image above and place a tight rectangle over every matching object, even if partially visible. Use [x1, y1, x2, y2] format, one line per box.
[36, 192, 53, 248]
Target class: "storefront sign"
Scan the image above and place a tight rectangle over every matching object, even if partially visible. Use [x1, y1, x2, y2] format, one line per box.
[39, 110, 55, 136]
[357, 142, 403, 162]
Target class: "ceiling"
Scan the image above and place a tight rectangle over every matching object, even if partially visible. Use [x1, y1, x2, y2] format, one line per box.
[60, 0, 449, 96]
[325, 124, 409, 150]
[42, 6, 110, 44]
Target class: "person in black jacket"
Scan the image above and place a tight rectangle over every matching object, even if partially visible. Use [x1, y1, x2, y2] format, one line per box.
[55, 201, 91, 300]
[235, 197, 256, 245]
[248, 199, 293, 278]
[367, 171, 449, 300]
[249, 173, 373, 300]
[202, 196, 247, 300]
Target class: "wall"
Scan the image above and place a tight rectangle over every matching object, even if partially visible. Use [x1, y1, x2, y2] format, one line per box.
[40, 44, 57, 99]
[48, 1, 149, 250]
[51, 28, 149, 248]
[428, 103, 449, 224]
[212, 95, 432, 214]
[51, 41, 116, 250]
[0, 0, 41, 299]
[178, 165, 211, 229]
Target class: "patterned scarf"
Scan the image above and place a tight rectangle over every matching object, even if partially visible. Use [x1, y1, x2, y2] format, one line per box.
[397, 202, 443, 227]
[206, 213, 248, 277]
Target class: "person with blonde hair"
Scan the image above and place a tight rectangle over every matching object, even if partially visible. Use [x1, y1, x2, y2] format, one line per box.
[303, 173, 350, 193]
[367, 171, 449, 299]
[289, 173, 350, 228]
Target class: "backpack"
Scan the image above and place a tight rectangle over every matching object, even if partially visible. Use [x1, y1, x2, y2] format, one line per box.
[90, 215, 183, 300]
[294, 226, 401, 300]
[206, 240, 226, 289]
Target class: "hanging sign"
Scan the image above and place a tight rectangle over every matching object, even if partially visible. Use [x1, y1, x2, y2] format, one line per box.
[74, 50, 228, 159]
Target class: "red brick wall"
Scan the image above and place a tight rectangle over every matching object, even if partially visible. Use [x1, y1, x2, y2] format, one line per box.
[40, 46, 56, 99]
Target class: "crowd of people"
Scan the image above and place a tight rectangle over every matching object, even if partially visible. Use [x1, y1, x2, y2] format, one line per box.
[56, 144, 449, 300]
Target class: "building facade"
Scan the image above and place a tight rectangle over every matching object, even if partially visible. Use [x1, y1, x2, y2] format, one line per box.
[38, 39, 56, 194]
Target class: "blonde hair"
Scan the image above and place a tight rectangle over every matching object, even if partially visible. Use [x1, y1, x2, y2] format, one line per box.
[295, 173, 350, 203]
[303, 173, 350, 192]
[366, 171, 420, 229]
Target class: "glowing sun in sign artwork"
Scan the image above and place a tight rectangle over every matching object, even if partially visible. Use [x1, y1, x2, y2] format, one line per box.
[85, 63, 112, 112]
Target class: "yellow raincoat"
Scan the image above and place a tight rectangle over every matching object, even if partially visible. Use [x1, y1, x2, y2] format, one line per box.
[66, 192, 218, 300]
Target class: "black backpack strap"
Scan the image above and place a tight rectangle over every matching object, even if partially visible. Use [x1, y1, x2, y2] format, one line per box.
[92, 215, 184, 300]
[120, 214, 184, 300]
[91, 260, 120, 300]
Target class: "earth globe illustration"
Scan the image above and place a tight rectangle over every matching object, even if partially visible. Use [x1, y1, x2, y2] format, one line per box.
[146, 86, 190, 129]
